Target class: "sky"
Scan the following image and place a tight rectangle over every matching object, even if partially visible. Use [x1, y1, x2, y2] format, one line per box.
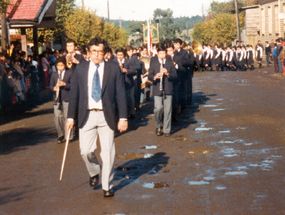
[75, 0, 226, 21]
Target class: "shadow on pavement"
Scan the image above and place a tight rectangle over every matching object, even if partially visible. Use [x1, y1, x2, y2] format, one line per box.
[171, 92, 213, 135]
[0, 127, 55, 155]
[112, 152, 169, 192]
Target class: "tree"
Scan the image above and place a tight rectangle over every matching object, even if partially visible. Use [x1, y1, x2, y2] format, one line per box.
[101, 22, 128, 48]
[152, 8, 181, 41]
[193, 12, 244, 46]
[64, 7, 103, 47]
[64, 7, 128, 48]
[54, 0, 76, 38]
[0, 0, 11, 54]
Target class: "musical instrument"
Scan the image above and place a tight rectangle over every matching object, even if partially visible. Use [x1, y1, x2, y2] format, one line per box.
[140, 57, 151, 89]
[66, 54, 73, 69]
[159, 63, 163, 91]
[192, 40, 203, 55]
[54, 70, 62, 105]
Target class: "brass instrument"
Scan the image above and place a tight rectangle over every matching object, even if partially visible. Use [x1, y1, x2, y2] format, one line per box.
[191, 40, 203, 55]
[140, 57, 151, 89]
[66, 54, 73, 69]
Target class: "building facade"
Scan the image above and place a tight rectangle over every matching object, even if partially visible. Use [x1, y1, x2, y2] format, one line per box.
[244, 0, 285, 46]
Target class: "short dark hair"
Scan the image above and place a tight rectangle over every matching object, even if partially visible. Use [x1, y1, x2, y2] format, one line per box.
[87, 37, 105, 52]
[105, 46, 113, 54]
[115, 47, 125, 54]
[66, 39, 77, 47]
[56, 56, 66, 66]
[157, 43, 166, 52]
[125, 45, 133, 51]
[173, 38, 183, 45]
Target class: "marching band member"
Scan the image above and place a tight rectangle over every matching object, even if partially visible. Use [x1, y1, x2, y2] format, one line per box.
[116, 48, 136, 119]
[256, 44, 263, 68]
[50, 57, 73, 143]
[148, 43, 177, 137]
[173, 38, 191, 110]
[247, 45, 255, 70]
[214, 44, 222, 71]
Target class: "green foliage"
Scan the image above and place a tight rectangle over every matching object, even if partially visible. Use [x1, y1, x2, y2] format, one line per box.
[101, 22, 128, 49]
[209, 0, 244, 17]
[54, 0, 76, 37]
[64, 7, 127, 48]
[193, 12, 244, 46]
[0, 0, 11, 13]
[152, 8, 181, 40]
[173, 16, 203, 30]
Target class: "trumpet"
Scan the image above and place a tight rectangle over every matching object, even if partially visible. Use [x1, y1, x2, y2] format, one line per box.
[66, 54, 73, 69]
[159, 63, 163, 91]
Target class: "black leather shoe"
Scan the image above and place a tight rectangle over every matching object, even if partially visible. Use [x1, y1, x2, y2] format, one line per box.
[103, 189, 114, 197]
[89, 174, 99, 187]
[57, 136, 64, 144]
[156, 128, 163, 136]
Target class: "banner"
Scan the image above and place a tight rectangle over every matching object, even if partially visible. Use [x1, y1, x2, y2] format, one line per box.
[143, 23, 159, 45]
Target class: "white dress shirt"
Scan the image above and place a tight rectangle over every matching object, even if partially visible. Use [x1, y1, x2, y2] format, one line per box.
[88, 60, 104, 110]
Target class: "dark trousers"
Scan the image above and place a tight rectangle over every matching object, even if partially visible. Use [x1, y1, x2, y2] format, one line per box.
[274, 56, 279, 73]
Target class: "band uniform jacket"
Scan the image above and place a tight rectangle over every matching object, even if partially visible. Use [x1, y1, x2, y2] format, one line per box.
[173, 49, 191, 75]
[148, 57, 177, 96]
[67, 60, 128, 131]
[49, 69, 72, 102]
[120, 58, 136, 89]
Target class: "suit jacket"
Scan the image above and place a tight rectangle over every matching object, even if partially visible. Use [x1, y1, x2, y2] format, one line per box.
[173, 49, 191, 74]
[49, 69, 72, 102]
[148, 57, 177, 96]
[68, 60, 128, 130]
[119, 58, 136, 89]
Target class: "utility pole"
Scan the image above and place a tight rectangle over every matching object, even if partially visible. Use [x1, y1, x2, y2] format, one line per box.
[82, 0, 84, 8]
[235, 0, 241, 41]
[107, 0, 110, 22]
[202, 4, 204, 21]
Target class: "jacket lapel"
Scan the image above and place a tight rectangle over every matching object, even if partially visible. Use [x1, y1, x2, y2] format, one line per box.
[102, 60, 110, 96]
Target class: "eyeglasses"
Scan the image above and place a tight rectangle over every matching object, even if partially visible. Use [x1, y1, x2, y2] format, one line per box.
[90, 50, 104, 55]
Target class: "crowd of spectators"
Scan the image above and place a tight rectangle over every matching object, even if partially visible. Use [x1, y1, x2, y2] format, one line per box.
[0, 41, 70, 114]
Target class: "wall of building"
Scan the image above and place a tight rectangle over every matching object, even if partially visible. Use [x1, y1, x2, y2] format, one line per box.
[245, 0, 285, 46]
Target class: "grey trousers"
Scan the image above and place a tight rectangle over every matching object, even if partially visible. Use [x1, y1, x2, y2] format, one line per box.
[54, 101, 74, 140]
[154, 95, 173, 134]
[79, 111, 115, 191]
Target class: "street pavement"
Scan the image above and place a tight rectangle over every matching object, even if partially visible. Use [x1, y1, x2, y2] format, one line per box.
[1, 66, 285, 215]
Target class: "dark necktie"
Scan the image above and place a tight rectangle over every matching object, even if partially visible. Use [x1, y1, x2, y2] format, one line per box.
[92, 64, 101, 102]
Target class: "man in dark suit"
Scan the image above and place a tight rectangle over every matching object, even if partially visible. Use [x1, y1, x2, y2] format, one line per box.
[148, 43, 177, 137]
[50, 57, 73, 143]
[66, 37, 128, 197]
[173, 38, 191, 111]
[115, 48, 136, 119]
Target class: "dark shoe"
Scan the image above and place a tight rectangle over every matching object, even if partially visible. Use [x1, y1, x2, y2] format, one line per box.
[103, 188, 114, 197]
[164, 133, 170, 137]
[57, 136, 64, 144]
[156, 128, 163, 136]
[89, 174, 99, 187]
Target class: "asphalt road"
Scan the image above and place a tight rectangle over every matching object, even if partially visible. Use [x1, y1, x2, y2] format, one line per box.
[1, 66, 285, 215]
